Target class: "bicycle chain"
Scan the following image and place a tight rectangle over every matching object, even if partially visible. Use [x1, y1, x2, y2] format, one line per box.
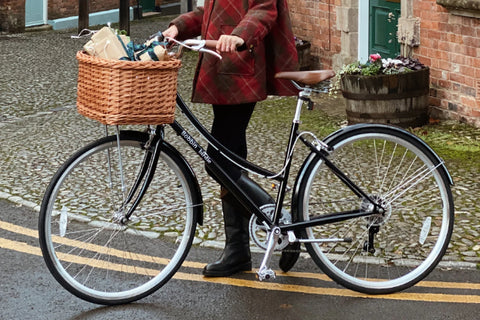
[281, 249, 304, 253]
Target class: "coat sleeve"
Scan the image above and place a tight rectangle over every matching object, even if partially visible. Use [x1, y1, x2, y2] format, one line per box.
[231, 0, 278, 48]
[170, 6, 204, 40]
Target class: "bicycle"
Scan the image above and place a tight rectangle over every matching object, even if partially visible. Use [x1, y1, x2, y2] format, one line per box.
[38, 38, 454, 305]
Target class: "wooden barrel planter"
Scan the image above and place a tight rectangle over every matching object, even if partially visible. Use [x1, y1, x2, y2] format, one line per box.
[340, 68, 430, 128]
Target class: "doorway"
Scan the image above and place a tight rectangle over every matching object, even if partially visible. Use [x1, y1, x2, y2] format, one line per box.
[25, 0, 47, 27]
[369, 0, 401, 58]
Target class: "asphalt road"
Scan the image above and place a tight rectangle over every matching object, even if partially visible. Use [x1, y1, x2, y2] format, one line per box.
[1, 199, 479, 320]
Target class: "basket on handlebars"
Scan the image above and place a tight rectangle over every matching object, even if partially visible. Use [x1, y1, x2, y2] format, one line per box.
[76, 51, 181, 125]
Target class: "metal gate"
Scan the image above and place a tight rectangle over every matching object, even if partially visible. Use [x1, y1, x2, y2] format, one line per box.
[25, 0, 47, 27]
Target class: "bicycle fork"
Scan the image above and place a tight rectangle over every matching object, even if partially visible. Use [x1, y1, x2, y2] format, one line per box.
[108, 125, 162, 224]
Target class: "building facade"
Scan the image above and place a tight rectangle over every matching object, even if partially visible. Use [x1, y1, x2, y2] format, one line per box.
[2, 0, 480, 126]
[290, 0, 480, 126]
[0, 0, 145, 32]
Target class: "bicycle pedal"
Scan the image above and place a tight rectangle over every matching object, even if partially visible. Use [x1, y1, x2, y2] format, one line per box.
[257, 268, 276, 281]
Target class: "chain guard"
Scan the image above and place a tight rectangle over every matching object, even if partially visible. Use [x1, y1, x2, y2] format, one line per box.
[249, 204, 291, 251]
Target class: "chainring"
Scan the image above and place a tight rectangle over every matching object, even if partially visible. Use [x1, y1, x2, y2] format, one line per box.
[249, 204, 291, 251]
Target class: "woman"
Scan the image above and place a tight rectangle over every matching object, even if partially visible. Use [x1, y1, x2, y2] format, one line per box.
[162, 0, 299, 277]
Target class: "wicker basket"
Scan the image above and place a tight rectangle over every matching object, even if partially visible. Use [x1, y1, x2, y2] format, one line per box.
[76, 51, 181, 125]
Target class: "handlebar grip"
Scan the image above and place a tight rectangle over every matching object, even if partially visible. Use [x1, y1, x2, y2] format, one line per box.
[204, 40, 247, 52]
[204, 40, 218, 49]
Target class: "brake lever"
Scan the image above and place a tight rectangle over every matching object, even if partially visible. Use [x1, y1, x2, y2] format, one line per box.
[199, 48, 222, 60]
[149, 31, 164, 42]
[167, 37, 222, 60]
[183, 39, 205, 49]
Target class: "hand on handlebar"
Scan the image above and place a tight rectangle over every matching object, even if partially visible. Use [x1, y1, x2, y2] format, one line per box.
[151, 27, 244, 60]
[216, 35, 244, 53]
[149, 25, 178, 42]
[162, 25, 179, 39]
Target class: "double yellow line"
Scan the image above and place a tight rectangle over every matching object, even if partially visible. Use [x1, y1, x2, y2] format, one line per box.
[1, 219, 479, 304]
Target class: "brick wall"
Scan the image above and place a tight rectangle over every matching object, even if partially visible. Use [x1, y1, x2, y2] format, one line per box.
[288, 0, 341, 69]
[1, 0, 137, 32]
[48, 0, 136, 20]
[0, 0, 25, 33]
[289, 0, 480, 126]
[415, 1, 480, 125]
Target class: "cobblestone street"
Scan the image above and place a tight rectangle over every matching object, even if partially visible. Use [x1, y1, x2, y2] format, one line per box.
[0, 15, 479, 269]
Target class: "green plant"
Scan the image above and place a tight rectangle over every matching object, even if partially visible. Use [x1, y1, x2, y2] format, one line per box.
[330, 53, 427, 93]
[343, 53, 426, 76]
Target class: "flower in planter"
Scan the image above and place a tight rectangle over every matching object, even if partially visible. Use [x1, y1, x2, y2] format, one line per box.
[330, 53, 427, 93]
[369, 53, 382, 62]
[340, 53, 426, 77]
[333, 53, 431, 127]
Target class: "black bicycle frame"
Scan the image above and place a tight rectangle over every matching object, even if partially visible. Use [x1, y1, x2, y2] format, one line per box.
[164, 93, 382, 231]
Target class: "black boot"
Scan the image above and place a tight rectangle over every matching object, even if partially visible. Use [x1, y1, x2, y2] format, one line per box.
[203, 174, 274, 277]
[203, 173, 301, 276]
[279, 241, 300, 272]
[203, 188, 252, 277]
[235, 173, 276, 210]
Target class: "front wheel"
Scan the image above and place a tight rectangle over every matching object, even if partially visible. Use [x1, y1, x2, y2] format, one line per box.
[39, 131, 201, 305]
[297, 125, 454, 294]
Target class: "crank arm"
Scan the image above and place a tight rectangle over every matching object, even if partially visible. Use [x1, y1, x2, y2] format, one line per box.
[257, 226, 280, 281]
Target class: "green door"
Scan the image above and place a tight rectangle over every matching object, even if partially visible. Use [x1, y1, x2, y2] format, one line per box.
[140, 0, 155, 12]
[369, 0, 401, 58]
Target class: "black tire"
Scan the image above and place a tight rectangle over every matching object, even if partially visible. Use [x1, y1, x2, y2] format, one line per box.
[39, 131, 201, 305]
[296, 125, 454, 294]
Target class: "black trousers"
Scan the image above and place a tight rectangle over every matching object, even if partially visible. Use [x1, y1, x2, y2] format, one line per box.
[206, 102, 256, 182]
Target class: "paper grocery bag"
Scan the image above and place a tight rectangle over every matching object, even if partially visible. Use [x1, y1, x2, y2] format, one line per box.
[83, 27, 129, 60]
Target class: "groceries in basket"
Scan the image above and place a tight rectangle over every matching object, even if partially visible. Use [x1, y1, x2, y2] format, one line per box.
[75, 26, 182, 125]
[83, 26, 169, 62]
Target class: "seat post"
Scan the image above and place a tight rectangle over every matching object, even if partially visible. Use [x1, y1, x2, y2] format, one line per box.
[293, 86, 313, 124]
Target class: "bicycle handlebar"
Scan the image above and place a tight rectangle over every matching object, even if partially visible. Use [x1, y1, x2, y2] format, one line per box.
[172, 38, 222, 59]
[149, 31, 223, 59]
[149, 31, 246, 60]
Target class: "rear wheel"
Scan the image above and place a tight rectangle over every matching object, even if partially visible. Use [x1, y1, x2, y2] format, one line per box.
[298, 125, 454, 294]
[39, 131, 201, 305]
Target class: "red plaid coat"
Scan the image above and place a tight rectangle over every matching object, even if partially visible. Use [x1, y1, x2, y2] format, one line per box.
[171, 0, 299, 105]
